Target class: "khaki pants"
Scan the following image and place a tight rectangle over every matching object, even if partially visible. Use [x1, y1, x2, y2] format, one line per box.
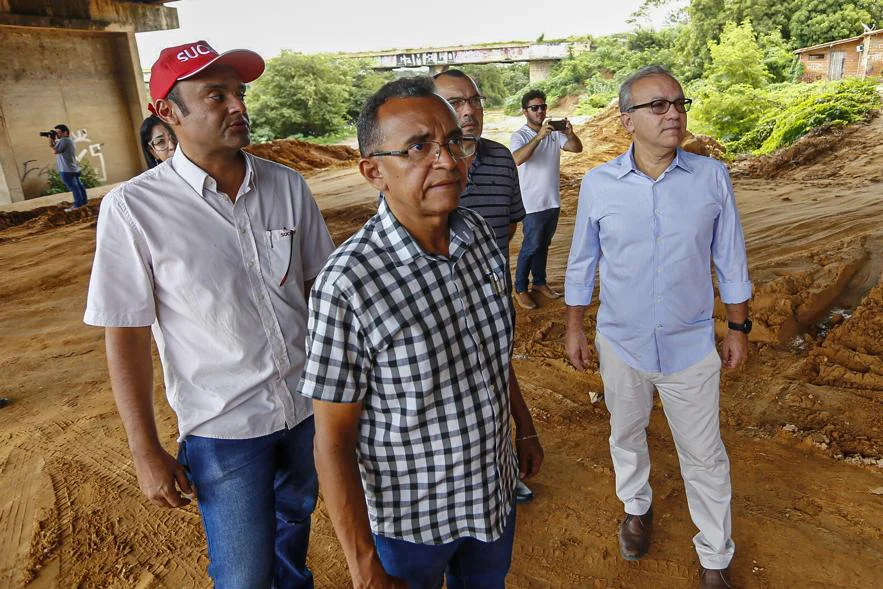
[596, 332, 735, 569]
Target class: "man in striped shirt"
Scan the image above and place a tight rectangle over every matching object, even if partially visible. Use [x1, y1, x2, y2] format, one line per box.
[434, 70, 543, 503]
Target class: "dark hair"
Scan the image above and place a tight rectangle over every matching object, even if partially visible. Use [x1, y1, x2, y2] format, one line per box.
[619, 65, 679, 112]
[432, 68, 469, 80]
[356, 76, 439, 157]
[165, 83, 190, 117]
[521, 90, 546, 109]
[140, 115, 175, 168]
[54, 124, 70, 134]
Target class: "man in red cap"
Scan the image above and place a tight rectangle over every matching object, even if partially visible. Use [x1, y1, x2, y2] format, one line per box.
[84, 41, 334, 588]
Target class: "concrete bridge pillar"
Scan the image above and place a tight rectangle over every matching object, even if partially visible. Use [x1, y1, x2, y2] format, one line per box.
[529, 60, 555, 83]
[429, 65, 449, 76]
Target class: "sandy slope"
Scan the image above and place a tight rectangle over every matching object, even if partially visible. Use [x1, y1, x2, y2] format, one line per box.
[1, 115, 882, 588]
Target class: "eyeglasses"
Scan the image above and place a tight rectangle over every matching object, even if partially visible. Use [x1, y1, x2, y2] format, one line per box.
[525, 104, 548, 112]
[149, 135, 177, 151]
[626, 98, 693, 114]
[447, 96, 486, 110]
[368, 135, 478, 163]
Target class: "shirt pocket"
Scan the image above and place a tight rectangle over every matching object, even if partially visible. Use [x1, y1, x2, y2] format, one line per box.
[264, 227, 299, 288]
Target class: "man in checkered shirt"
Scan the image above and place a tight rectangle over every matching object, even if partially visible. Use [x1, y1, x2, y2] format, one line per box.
[299, 77, 522, 588]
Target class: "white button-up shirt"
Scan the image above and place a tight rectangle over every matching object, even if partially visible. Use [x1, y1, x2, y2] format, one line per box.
[84, 148, 335, 440]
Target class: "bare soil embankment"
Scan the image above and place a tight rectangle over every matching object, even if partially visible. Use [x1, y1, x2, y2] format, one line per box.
[1, 116, 882, 588]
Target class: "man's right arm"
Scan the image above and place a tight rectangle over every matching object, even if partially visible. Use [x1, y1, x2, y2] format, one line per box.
[313, 400, 405, 589]
[563, 175, 601, 370]
[512, 122, 552, 166]
[564, 305, 592, 370]
[105, 326, 193, 508]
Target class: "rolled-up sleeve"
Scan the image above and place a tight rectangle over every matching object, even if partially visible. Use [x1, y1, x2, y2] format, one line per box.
[712, 165, 752, 304]
[299, 277, 370, 404]
[83, 189, 156, 327]
[564, 174, 601, 306]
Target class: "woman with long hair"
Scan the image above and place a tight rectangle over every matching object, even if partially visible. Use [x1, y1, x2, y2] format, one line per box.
[140, 115, 177, 168]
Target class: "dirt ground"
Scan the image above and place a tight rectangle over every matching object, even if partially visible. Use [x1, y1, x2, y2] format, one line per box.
[1, 113, 881, 588]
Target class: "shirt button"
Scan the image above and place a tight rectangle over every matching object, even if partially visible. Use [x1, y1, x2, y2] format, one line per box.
[657, 324, 663, 329]
[657, 267, 662, 273]
[656, 296, 662, 302]
[655, 209, 661, 215]
[656, 238, 663, 243]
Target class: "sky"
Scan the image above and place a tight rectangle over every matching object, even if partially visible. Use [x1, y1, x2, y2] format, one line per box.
[135, 0, 683, 66]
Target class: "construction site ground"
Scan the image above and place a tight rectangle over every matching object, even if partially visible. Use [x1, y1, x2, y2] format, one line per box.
[1, 111, 881, 588]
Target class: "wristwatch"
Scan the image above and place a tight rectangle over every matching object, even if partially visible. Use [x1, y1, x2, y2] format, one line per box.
[727, 319, 752, 334]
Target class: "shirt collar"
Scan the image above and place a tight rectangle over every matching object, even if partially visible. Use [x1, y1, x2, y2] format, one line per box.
[376, 198, 475, 264]
[467, 136, 489, 178]
[617, 144, 694, 179]
[171, 147, 255, 198]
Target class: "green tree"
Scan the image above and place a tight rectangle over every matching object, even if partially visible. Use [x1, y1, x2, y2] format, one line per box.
[790, 0, 883, 47]
[706, 20, 770, 89]
[458, 64, 529, 108]
[758, 29, 797, 83]
[344, 63, 393, 123]
[248, 52, 352, 139]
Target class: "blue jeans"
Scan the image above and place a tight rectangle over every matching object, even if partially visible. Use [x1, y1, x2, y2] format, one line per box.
[59, 171, 88, 207]
[515, 208, 560, 293]
[178, 417, 318, 589]
[373, 504, 516, 589]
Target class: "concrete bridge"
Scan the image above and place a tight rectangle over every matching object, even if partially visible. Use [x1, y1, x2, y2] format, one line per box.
[347, 41, 590, 83]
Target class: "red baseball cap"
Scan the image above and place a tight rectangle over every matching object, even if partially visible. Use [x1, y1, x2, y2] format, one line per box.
[148, 40, 264, 113]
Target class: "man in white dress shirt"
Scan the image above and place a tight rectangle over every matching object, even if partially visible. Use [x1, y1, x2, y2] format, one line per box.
[84, 40, 334, 588]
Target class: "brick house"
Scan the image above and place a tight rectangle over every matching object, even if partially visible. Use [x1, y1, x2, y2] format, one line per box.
[795, 29, 883, 81]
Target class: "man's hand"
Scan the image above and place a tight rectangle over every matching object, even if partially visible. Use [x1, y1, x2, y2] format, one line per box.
[565, 327, 591, 371]
[354, 562, 408, 589]
[537, 119, 554, 140]
[720, 330, 748, 370]
[516, 435, 544, 479]
[563, 118, 575, 136]
[131, 444, 194, 508]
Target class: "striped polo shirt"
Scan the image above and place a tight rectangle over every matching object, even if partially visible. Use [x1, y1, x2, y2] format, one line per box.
[460, 137, 526, 259]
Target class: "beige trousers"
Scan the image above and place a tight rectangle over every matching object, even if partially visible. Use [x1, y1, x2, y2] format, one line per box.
[596, 332, 735, 569]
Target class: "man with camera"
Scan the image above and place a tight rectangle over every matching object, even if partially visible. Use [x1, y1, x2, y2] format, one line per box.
[511, 89, 582, 310]
[47, 124, 88, 211]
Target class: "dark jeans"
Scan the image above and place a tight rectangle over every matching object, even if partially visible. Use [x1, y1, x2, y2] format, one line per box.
[59, 171, 88, 208]
[178, 417, 317, 589]
[373, 504, 516, 589]
[515, 207, 560, 293]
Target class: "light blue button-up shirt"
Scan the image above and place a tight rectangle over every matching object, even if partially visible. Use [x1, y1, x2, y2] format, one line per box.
[565, 146, 752, 375]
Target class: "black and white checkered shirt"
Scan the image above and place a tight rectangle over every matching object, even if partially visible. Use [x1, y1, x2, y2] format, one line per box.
[299, 198, 517, 545]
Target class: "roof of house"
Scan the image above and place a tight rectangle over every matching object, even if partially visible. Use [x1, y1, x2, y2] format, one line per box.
[795, 29, 883, 54]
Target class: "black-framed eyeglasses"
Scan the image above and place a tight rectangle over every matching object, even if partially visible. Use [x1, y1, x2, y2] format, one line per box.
[626, 98, 692, 114]
[526, 104, 548, 112]
[368, 135, 478, 163]
[447, 95, 486, 110]
[149, 136, 177, 151]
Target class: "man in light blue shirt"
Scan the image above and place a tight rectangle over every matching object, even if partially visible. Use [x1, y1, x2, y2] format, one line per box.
[564, 66, 751, 589]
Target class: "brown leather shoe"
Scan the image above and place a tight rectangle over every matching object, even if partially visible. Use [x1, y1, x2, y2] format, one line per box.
[514, 291, 537, 310]
[531, 284, 561, 299]
[618, 507, 652, 560]
[699, 566, 735, 589]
